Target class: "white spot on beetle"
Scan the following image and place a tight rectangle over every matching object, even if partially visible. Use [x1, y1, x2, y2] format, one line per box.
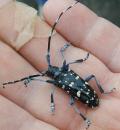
[62, 85, 65, 89]
[64, 74, 67, 76]
[77, 91, 81, 97]
[58, 80, 61, 83]
[86, 92, 89, 95]
[90, 97, 94, 101]
[68, 69, 71, 72]
[83, 84, 86, 87]
[86, 100, 89, 104]
[88, 89, 90, 92]
[67, 91, 70, 94]
[71, 82, 74, 85]
[69, 84, 73, 87]
[65, 81, 68, 83]
[85, 82, 89, 85]
[75, 76, 79, 80]
[69, 82, 74, 87]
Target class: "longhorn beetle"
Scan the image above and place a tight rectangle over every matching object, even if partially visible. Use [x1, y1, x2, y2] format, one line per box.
[3, 1, 115, 129]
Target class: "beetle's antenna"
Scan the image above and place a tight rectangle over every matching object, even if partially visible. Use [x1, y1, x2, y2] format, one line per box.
[46, 1, 79, 67]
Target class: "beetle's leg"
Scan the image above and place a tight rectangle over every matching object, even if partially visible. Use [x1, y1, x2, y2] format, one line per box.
[29, 78, 57, 113]
[61, 53, 90, 71]
[2, 71, 47, 88]
[60, 43, 70, 60]
[69, 96, 91, 129]
[73, 105, 91, 129]
[69, 95, 75, 105]
[67, 53, 90, 65]
[85, 75, 115, 94]
[60, 44, 70, 71]
[3, 75, 57, 113]
[50, 86, 56, 114]
[46, 80, 57, 114]
[23, 74, 48, 87]
[25, 77, 57, 115]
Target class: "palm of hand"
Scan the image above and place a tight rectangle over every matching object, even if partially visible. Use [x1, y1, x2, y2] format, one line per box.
[0, 0, 120, 130]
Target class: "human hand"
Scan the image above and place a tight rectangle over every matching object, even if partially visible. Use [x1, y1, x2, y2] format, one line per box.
[0, 0, 120, 130]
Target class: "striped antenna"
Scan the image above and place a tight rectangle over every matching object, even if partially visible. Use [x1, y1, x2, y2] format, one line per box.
[46, 1, 79, 66]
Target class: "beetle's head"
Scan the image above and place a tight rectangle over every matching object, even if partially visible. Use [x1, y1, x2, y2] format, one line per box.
[47, 66, 61, 78]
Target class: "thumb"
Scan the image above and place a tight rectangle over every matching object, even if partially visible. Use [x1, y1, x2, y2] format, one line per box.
[0, 0, 51, 50]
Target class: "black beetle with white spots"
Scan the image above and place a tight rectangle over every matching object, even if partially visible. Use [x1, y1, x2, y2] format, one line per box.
[3, 1, 115, 129]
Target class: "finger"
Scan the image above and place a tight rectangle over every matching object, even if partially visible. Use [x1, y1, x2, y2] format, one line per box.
[43, 0, 120, 73]
[0, 95, 58, 130]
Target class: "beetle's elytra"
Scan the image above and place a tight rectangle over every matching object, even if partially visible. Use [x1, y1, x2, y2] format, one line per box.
[3, 1, 115, 129]
[47, 66, 99, 108]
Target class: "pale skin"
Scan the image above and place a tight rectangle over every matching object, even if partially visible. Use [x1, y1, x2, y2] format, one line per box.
[0, 0, 120, 130]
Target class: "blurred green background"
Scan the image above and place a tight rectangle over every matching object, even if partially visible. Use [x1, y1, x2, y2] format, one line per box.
[17, 0, 120, 27]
